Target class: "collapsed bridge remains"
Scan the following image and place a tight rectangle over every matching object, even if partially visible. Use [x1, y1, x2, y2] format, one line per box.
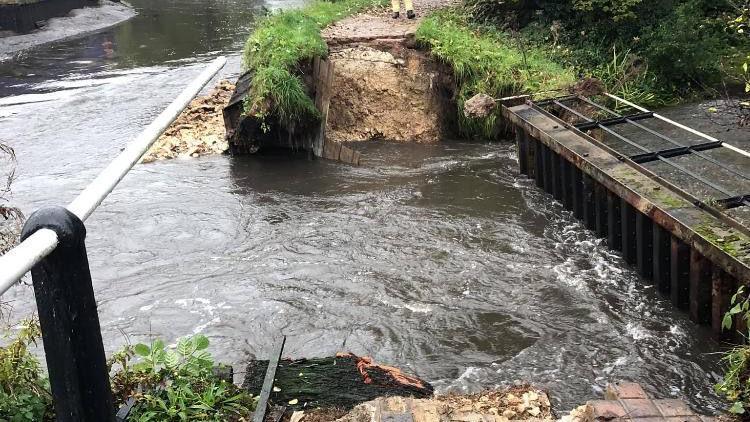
[503, 94, 750, 336]
[223, 9, 456, 163]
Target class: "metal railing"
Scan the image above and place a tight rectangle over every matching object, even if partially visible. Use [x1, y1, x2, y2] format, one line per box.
[0, 56, 226, 421]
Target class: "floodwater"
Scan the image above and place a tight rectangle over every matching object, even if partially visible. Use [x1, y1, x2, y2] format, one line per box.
[0, 0, 737, 414]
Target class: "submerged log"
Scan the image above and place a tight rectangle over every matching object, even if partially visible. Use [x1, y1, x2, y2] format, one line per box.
[241, 353, 433, 411]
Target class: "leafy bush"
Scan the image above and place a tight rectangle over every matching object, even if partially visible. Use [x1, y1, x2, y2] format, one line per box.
[110, 335, 255, 421]
[0, 319, 54, 422]
[242, 0, 387, 127]
[640, 0, 730, 95]
[716, 286, 750, 415]
[498, 0, 740, 103]
[416, 9, 575, 139]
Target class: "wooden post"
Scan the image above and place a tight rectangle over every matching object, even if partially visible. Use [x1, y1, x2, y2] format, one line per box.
[582, 175, 596, 230]
[621, 200, 637, 264]
[635, 212, 654, 281]
[572, 167, 583, 219]
[552, 152, 563, 201]
[19, 206, 115, 422]
[670, 237, 690, 309]
[594, 184, 608, 238]
[652, 224, 671, 295]
[534, 139, 544, 189]
[561, 158, 573, 211]
[516, 130, 528, 175]
[689, 249, 712, 324]
[712, 268, 736, 338]
[527, 134, 537, 180]
[542, 144, 553, 194]
[607, 191, 622, 250]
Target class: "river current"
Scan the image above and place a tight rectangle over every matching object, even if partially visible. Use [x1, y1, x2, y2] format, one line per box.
[0, 0, 735, 413]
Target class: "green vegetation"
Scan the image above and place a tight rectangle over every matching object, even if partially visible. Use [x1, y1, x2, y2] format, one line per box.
[717, 286, 750, 414]
[415, 9, 575, 139]
[0, 319, 53, 422]
[464, 0, 748, 106]
[694, 223, 744, 258]
[728, 1, 750, 93]
[0, 326, 254, 422]
[1, 143, 23, 255]
[111, 334, 255, 421]
[242, 0, 387, 127]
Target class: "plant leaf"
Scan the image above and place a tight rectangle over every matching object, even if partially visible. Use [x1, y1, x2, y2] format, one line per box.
[723, 313, 734, 330]
[195, 335, 209, 351]
[134, 344, 150, 357]
[730, 401, 745, 414]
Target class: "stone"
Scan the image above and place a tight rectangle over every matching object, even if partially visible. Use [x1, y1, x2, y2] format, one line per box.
[463, 94, 497, 119]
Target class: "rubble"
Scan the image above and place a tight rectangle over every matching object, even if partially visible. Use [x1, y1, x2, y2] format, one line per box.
[141, 80, 234, 163]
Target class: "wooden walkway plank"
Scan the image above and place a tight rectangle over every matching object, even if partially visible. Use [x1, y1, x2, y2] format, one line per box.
[253, 336, 287, 422]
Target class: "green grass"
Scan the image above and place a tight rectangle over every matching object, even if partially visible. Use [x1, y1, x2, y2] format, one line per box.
[242, 0, 387, 125]
[416, 9, 576, 139]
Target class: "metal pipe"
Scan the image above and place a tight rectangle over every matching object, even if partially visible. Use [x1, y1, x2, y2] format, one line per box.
[0, 229, 58, 293]
[68, 56, 227, 221]
[604, 93, 750, 160]
[0, 56, 227, 295]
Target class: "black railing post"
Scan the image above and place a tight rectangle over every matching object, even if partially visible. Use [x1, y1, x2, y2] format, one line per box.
[20, 206, 115, 422]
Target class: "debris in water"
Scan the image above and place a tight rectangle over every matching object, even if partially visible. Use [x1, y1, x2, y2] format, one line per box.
[464, 93, 497, 119]
[142, 80, 234, 163]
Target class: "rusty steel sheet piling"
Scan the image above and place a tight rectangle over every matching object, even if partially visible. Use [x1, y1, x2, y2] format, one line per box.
[504, 96, 750, 337]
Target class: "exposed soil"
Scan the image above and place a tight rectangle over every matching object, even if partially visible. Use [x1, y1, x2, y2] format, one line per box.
[142, 80, 233, 163]
[322, 0, 458, 144]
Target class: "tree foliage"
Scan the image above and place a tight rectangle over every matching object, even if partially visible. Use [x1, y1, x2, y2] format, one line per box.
[464, 0, 743, 102]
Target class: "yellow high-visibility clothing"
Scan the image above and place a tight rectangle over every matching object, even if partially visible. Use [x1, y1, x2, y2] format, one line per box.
[391, 0, 413, 13]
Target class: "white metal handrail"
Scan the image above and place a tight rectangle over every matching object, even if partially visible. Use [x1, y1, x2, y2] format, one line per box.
[0, 56, 227, 294]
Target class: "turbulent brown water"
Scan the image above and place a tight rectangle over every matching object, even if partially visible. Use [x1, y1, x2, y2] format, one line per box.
[0, 0, 740, 413]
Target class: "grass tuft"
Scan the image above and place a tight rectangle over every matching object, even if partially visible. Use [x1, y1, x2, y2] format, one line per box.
[242, 0, 387, 125]
[416, 9, 575, 139]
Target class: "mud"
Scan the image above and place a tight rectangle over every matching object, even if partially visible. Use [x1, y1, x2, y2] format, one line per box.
[142, 80, 233, 163]
[322, 0, 457, 144]
[324, 46, 453, 143]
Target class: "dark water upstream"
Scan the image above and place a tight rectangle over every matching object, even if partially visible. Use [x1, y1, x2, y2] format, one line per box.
[0, 0, 738, 414]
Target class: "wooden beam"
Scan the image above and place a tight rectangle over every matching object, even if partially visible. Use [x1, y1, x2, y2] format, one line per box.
[254, 336, 287, 422]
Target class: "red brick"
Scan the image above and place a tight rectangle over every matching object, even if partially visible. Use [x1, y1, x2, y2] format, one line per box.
[590, 400, 628, 419]
[620, 399, 661, 418]
[653, 400, 695, 417]
[606, 382, 649, 400]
